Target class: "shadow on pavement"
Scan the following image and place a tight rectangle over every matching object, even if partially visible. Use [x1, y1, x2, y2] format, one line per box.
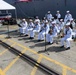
[38, 46, 70, 54]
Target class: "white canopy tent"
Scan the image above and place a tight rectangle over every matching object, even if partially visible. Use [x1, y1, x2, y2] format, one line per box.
[0, 0, 17, 20]
[0, 0, 15, 10]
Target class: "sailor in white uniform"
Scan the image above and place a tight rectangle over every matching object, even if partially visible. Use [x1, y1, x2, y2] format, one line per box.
[34, 16, 40, 24]
[30, 20, 41, 39]
[57, 19, 64, 33]
[70, 18, 76, 39]
[70, 18, 76, 29]
[56, 11, 61, 19]
[19, 19, 28, 35]
[40, 20, 45, 31]
[60, 22, 73, 50]
[38, 20, 50, 41]
[46, 21, 59, 44]
[46, 11, 53, 21]
[25, 19, 34, 36]
[64, 11, 73, 23]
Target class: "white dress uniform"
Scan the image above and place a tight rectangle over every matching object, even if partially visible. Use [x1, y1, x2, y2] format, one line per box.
[56, 13, 61, 19]
[70, 19, 76, 28]
[20, 21, 28, 34]
[46, 13, 53, 21]
[60, 23, 72, 48]
[30, 23, 41, 38]
[49, 22, 52, 28]
[38, 24, 50, 40]
[71, 21, 76, 28]
[64, 11, 72, 23]
[57, 21, 64, 33]
[25, 22, 34, 35]
[46, 22, 58, 43]
[34, 19, 40, 24]
[71, 19, 76, 38]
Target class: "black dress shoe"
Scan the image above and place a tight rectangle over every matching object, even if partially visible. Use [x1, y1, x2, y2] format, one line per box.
[41, 40, 44, 41]
[60, 46, 64, 48]
[29, 37, 32, 39]
[25, 34, 28, 36]
[37, 40, 40, 42]
[50, 42, 53, 45]
[48, 42, 53, 45]
[48, 42, 50, 44]
[30, 37, 34, 39]
[66, 47, 70, 50]
[38, 40, 44, 42]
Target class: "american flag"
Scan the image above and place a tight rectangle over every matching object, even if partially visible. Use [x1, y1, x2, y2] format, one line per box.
[19, 0, 32, 2]
[14, 0, 32, 3]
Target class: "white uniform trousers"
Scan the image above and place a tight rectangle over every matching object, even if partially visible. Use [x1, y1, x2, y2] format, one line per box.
[38, 31, 48, 40]
[61, 36, 72, 48]
[20, 27, 26, 34]
[30, 30, 40, 37]
[46, 34, 57, 43]
[25, 28, 33, 35]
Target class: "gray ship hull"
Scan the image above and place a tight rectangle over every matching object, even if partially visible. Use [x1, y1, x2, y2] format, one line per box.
[4, 0, 76, 19]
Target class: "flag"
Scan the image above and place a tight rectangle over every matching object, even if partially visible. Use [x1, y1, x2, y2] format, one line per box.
[19, 0, 32, 2]
[14, 0, 32, 3]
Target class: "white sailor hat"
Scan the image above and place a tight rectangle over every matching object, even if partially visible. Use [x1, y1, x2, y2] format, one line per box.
[36, 16, 38, 18]
[70, 18, 73, 21]
[66, 11, 70, 13]
[60, 19, 63, 21]
[45, 20, 48, 23]
[57, 11, 59, 12]
[66, 22, 70, 26]
[29, 19, 33, 21]
[52, 21, 56, 24]
[22, 19, 26, 21]
[52, 17, 54, 19]
[48, 11, 50, 13]
[35, 20, 39, 22]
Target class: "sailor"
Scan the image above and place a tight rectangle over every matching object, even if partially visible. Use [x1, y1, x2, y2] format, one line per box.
[70, 18, 76, 39]
[46, 21, 59, 44]
[58, 19, 64, 32]
[34, 16, 40, 24]
[30, 20, 41, 39]
[17, 19, 22, 27]
[46, 11, 53, 21]
[56, 11, 61, 20]
[51, 17, 57, 24]
[19, 19, 28, 35]
[38, 20, 50, 41]
[49, 20, 53, 28]
[70, 18, 76, 29]
[60, 22, 73, 50]
[25, 19, 34, 36]
[40, 20, 45, 31]
[64, 11, 73, 23]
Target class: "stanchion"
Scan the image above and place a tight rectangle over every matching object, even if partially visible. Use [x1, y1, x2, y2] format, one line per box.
[38, 22, 49, 55]
[44, 30, 49, 55]
[5, 19, 11, 39]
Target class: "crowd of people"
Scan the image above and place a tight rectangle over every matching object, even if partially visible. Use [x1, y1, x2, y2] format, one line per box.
[18, 10, 76, 50]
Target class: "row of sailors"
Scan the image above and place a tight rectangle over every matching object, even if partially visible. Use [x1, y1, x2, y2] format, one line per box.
[46, 10, 73, 24]
[18, 18, 76, 50]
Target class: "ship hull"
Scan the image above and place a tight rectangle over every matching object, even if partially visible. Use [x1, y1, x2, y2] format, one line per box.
[4, 0, 76, 18]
